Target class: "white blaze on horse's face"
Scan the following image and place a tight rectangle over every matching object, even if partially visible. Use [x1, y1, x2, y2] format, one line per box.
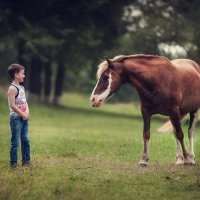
[90, 72, 113, 107]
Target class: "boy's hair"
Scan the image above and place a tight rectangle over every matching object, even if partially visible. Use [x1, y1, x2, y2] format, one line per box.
[8, 64, 25, 80]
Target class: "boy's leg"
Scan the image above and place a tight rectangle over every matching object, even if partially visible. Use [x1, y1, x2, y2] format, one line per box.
[21, 120, 30, 165]
[10, 116, 21, 165]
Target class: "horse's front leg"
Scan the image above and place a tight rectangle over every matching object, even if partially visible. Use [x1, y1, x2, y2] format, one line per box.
[138, 107, 151, 166]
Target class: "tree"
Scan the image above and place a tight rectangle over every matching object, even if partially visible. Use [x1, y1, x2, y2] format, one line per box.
[2, 0, 200, 103]
[0, 0, 134, 103]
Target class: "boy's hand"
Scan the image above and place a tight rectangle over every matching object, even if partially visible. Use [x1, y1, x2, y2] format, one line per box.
[22, 112, 29, 120]
[25, 112, 30, 119]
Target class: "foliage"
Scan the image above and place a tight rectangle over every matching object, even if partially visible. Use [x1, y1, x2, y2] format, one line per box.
[1, 0, 200, 101]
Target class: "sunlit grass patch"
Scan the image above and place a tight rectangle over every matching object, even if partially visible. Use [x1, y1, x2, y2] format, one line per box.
[0, 91, 200, 199]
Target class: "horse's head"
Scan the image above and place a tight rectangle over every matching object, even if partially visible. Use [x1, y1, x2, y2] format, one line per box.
[90, 57, 124, 107]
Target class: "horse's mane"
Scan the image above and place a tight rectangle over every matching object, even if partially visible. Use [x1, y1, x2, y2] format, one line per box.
[97, 54, 162, 79]
[97, 55, 124, 79]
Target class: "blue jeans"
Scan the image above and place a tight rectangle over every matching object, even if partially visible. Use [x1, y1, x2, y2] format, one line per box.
[10, 116, 30, 165]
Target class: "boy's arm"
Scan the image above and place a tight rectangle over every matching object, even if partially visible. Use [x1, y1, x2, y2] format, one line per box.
[8, 87, 29, 120]
[25, 104, 29, 116]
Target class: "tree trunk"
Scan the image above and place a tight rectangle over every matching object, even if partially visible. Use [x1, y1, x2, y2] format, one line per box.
[29, 57, 42, 102]
[18, 38, 29, 88]
[43, 61, 52, 104]
[53, 62, 65, 105]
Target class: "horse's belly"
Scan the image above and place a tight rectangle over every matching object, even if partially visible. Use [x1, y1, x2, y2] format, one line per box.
[180, 97, 200, 114]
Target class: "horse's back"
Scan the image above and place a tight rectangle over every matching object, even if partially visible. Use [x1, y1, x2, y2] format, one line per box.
[171, 59, 200, 75]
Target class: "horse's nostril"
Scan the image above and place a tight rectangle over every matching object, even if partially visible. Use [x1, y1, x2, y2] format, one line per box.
[90, 97, 94, 102]
[99, 99, 103, 103]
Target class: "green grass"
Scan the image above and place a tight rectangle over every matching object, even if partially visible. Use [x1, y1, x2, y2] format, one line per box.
[0, 89, 200, 200]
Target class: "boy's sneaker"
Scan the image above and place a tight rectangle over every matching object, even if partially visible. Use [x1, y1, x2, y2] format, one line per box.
[10, 163, 18, 168]
[22, 161, 31, 167]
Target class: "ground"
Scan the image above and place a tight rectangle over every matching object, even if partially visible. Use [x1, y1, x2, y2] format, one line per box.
[0, 91, 200, 200]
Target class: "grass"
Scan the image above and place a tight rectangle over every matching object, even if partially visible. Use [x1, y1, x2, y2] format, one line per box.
[0, 88, 200, 200]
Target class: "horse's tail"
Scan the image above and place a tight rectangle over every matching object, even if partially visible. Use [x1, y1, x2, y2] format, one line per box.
[157, 114, 188, 133]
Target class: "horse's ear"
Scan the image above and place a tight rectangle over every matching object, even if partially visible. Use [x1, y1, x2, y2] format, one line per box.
[104, 57, 114, 69]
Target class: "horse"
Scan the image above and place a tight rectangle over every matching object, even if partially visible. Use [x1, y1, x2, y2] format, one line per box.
[90, 54, 200, 166]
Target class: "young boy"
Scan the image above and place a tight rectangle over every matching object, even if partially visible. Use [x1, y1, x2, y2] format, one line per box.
[7, 64, 30, 168]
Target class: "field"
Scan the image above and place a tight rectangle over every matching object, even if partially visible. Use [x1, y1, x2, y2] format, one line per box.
[0, 90, 200, 200]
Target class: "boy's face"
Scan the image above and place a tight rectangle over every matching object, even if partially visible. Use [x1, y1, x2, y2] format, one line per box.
[15, 69, 25, 83]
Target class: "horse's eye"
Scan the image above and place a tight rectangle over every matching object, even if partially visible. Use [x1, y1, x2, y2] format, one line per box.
[103, 76, 109, 81]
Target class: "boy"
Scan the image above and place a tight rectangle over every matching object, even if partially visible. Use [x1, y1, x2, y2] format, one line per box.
[7, 64, 30, 168]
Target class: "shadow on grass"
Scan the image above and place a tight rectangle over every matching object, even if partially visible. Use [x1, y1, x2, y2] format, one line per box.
[49, 104, 167, 123]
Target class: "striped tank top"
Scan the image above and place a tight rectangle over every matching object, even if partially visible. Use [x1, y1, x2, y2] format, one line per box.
[8, 83, 28, 116]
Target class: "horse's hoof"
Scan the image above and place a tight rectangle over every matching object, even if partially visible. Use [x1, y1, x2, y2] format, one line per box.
[176, 160, 184, 165]
[184, 157, 196, 165]
[184, 160, 195, 165]
[176, 157, 184, 165]
[138, 160, 148, 166]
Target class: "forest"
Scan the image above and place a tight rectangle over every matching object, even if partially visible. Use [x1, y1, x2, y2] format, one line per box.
[0, 0, 200, 104]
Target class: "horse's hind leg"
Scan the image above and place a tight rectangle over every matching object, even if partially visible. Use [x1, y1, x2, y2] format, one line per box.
[170, 107, 190, 164]
[171, 115, 186, 165]
[188, 109, 198, 165]
[172, 128, 184, 164]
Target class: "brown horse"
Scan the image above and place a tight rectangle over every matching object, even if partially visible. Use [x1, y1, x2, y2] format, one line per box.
[90, 54, 200, 166]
